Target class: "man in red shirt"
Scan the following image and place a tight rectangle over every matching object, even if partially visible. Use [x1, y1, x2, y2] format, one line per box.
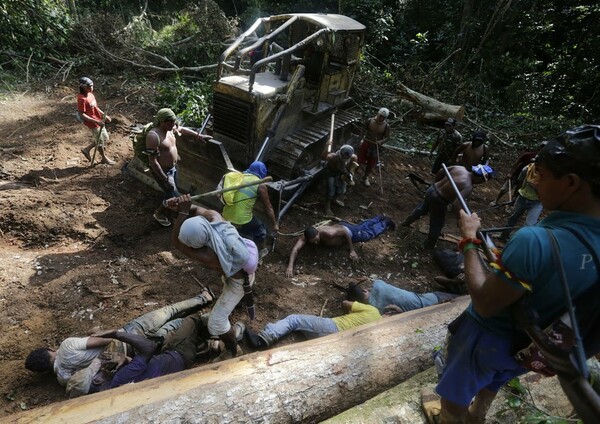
[77, 77, 114, 165]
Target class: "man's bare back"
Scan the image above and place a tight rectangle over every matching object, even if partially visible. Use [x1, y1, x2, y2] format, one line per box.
[315, 225, 349, 245]
[434, 166, 474, 204]
[285, 223, 356, 278]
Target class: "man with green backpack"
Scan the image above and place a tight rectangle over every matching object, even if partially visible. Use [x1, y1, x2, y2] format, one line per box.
[142, 108, 211, 226]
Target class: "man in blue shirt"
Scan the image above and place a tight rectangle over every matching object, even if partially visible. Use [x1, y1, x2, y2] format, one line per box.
[429, 125, 600, 423]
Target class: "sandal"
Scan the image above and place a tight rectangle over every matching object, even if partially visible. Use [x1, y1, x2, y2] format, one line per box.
[421, 389, 442, 424]
[153, 211, 172, 227]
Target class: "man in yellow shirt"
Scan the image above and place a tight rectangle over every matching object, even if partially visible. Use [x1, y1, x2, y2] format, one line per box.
[221, 161, 278, 252]
[245, 286, 381, 349]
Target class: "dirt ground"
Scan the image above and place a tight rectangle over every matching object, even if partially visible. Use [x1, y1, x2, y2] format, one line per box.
[0, 89, 513, 417]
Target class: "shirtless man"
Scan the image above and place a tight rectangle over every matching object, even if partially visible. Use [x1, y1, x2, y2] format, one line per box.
[146, 108, 212, 226]
[357, 107, 391, 187]
[285, 215, 395, 277]
[451, 129, 489, 169]
[401, 165, 492, 249]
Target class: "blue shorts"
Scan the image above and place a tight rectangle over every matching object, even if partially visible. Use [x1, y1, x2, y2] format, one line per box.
[436, 313, 527, 407]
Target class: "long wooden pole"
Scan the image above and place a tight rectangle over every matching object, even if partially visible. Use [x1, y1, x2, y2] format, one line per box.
[328, 113, 335, 152]
[189, 176, 272, 201]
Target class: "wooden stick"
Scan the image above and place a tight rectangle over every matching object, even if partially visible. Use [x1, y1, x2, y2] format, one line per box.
[190, 176, 272, 201]
[319, 299, 329, 317]
[86, 283, 147, 300]
[328, 113, 335, 152]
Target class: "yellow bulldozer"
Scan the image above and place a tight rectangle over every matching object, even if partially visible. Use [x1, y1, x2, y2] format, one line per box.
[128, 13, 366, 218]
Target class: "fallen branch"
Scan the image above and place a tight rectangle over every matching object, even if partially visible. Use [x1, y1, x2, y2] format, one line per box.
[319, 299, 329, 317]
[96, 42, 218, 73]
[86, 283, 148, 300]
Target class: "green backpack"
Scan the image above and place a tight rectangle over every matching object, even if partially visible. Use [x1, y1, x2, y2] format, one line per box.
[131, 122, 155, 167]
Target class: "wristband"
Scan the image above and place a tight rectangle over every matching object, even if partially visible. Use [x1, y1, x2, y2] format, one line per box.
[178, 211, 189, 216]
[457, 237, 481, 252]
[462, 242, 478, 253]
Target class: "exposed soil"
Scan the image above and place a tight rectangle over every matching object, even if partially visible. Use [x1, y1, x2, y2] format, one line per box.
[0, 89, 512, 417]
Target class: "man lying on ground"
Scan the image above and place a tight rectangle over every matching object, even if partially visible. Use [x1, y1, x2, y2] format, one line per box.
[364, 279, 460, 314]
[285, 215, 395, 277]
[24, 293, 213, 387]
[245, 285, 381, 349]
[65, 315, 245, 397]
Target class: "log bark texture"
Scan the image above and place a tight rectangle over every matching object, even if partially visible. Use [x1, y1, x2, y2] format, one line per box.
[398, 83, 465, 122]
[9, 297, 470, 424]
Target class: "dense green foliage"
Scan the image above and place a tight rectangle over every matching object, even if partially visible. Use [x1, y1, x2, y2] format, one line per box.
[1, 0, 598, 135]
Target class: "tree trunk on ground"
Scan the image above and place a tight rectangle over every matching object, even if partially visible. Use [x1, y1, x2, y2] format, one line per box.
[397, 83, 465, 123]
[9, 297, 469, 424]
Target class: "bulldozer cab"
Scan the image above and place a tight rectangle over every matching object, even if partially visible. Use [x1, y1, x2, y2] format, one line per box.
[128, 13, 365, 214]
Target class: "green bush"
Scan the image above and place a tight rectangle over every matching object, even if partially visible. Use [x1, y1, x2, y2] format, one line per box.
[156, 77, 213, 127]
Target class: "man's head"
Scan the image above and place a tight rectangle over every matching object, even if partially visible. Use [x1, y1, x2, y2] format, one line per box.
[178, 216, 211, 248]
[346, 283, 369, 304]
[79, 77, 93, 95]
[444, 118, 457, 133]
[154, 108, 177, 129]
[25, 348, 55, 373]
[377, 108, 389, 122]
[337, 145, 354, 161]
[471, 129, 486, 147]
[303, 226, 320, 244]
[535, 125, 600, 199]
[246, 161, 267, 179]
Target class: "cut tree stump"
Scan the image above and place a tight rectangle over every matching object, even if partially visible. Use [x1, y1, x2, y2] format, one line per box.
[9, 297, 470, 424]
[398, 83, 465, 123]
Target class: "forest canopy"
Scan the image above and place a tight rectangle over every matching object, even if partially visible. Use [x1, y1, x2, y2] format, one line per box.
[2, 0, 598, 137]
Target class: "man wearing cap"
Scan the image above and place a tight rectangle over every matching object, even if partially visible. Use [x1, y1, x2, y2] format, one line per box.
[146, 108, 212, 227]
[425, 127, 600, 423]
[285, 215, 395, 277]
[172, 194, 258, 359]
[322, 142, 358, 216]
[401, 165, 491, 249]
[358, 107, 391, 187]
[77, 77, 114, 165]
[430, 118, 463, 175]
[451, 129, 489, 170]
[221, 161, 278, 252]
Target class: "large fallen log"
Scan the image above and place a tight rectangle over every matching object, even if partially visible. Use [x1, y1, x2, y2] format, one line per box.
[398, 83, 465, 123]
[9, 297, 470, 424]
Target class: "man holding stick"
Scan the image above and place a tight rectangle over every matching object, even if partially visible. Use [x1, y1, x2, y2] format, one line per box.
[171, 194, 259, 360]
[358, 107, 391, 187]
[221, 161, 278, 252]
[146, 108, 212, 227]
[401, 165, 492, 249]
[424, 126, 600, 423]
[322, 144, 358, 216]
[77, 77, 114, 166]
